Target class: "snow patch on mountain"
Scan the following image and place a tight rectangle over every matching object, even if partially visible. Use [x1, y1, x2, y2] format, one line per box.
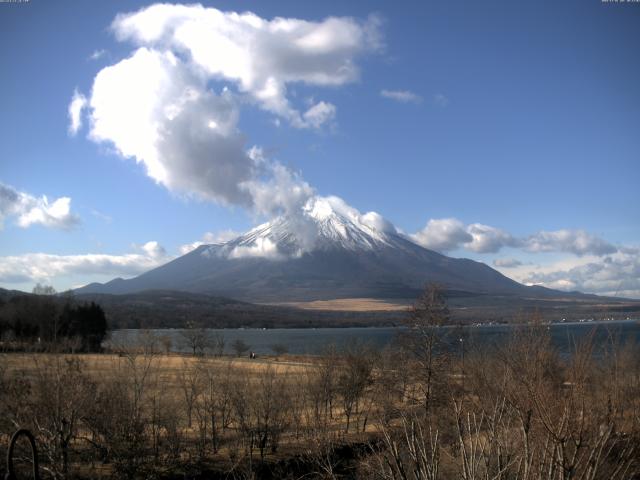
[201, 195, 400, 260]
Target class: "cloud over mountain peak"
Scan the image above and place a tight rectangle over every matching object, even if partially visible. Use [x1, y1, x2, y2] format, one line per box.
[72, 4, 380, 220]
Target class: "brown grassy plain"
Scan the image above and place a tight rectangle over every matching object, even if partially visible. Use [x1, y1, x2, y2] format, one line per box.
[1, 321, 640, 479]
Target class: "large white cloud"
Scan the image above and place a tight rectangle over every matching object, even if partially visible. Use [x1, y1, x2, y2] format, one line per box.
[111, 3, 380, 127]
[0, 182, 79, 230]
[88, 46, 257, 205]
[76, 4, 380, 216]
[0, 241, 170, 286]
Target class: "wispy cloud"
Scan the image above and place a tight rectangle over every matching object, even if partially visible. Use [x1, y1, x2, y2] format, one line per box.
[90, 209, 112, 224]
[67, 89, 87, 135]
[179, 230, 241, 255]
[493, 258, 523, 268]
[380, 89, 423, 104]
[88, 49, 107, 61]
[433, 93, 449, 107]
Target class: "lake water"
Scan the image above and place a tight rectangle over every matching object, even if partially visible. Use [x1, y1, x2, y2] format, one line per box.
[107, 319, 640, 356]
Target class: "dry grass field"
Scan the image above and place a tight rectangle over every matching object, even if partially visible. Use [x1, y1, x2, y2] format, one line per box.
[272, 297, 411, 312]
[2, 321, 640, 479]
[0, 352, 315, 378]
[0, 346, 390, 479]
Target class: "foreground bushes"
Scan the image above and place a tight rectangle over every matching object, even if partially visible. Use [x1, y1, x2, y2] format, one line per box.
[367, 326, 640, 480]
[0, 325, 639, 479]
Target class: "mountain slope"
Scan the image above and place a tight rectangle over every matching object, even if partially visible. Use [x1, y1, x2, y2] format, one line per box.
[75, 197, 574, 302]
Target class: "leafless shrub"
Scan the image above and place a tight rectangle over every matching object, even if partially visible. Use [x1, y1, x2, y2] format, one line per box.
[305, 346, 339, 437]
[232, 338, 251, 357]
[271, 343, 289, 359]
[337, 341, 375, 433]
[195, 359, 234, 454]
[401, 283, 451, 414]
[177, 359, 202, 428]
[374, 412, 440, 480]
[28, 356, 95, 479]
[212, 332, 226, 357]
[180, 324, 212, 356]
[253, 366, 292, 458]
[83, 343, 159, 478]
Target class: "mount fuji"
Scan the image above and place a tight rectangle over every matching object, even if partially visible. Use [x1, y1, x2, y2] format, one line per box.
[75, 197, 569, 302]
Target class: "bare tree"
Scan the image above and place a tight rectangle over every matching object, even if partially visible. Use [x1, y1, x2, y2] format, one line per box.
[180, 323, 211, 356]
[337, 342, 375, 433]
[252, 366, 291, 459]
[29, 356, 96, 479]
[375, 411, 440, 480]
[32, 283, 57, 295]
[271, 343, 289, 359]
[229, 369, 256, 468]
[212, 332, 225, 357]
[232, 338, 250, 357]
[402, 283, 449, 414]
[196, 360, 234, 453]
[159, 334, 172, 355]
[305, 345, 338, 436]
[177, 359, 202, 428]
[84, 374, 149, 478]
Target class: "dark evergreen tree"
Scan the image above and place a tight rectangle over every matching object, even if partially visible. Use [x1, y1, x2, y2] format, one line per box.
[59, 301, 108, 351]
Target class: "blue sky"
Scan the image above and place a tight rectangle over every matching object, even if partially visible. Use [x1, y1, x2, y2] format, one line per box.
[0, 0, 638, 297]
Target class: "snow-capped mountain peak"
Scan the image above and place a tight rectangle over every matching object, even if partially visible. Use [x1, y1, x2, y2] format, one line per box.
[202, 196, 400, 259]
[302, 196, 395, 246]
[74, 195, 539, 301]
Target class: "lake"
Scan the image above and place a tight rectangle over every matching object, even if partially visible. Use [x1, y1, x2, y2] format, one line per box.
[107, 319, 640, 356]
